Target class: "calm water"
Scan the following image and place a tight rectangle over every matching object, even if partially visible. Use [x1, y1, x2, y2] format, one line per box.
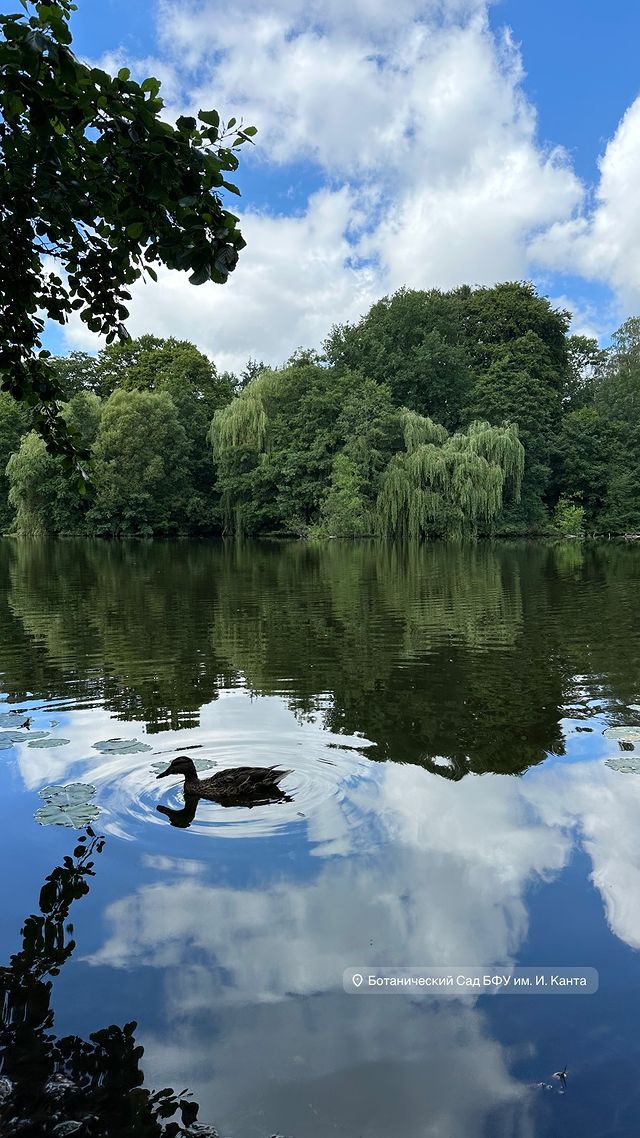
[1, 538, 640, 1136]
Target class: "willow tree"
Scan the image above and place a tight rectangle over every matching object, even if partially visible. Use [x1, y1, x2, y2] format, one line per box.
[376, 411, 524, 540]
[210, 365, 399, 535]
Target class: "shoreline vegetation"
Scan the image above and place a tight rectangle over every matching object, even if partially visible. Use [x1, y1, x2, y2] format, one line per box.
[2, 281, 640, 541]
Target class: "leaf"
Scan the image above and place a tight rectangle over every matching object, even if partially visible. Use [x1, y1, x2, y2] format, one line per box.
[25, 28, 48, 53]
[189, 265, 211, 286]
[0, 712, 29, 728]
[605, 757, 640, 775]
[141, 76, 161, 97]
[92, 737, 152, 754]
[28, 737, 70, 748]
[603, 726, 640, 743]
[0, 730, 49, 748]
[198, 109, 220, 128]
[126, 222, 144, 239]
[35, 783, 99, 828]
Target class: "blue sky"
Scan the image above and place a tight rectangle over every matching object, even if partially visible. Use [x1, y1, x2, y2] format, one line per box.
[51, 0, 640, 371]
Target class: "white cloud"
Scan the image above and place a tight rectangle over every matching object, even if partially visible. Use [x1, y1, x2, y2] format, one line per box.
[68, 188, 381, 374]
[61, 0, 593, 368]
[531, 97, 640, 311]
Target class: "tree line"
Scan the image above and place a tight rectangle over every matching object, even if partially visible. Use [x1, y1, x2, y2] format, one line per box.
[1, 280, 639, 539]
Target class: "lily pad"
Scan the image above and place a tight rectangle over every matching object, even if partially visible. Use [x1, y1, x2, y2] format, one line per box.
[28, 737, 70, 749]
[603, 726, 640, 743]
[0, 729, 49, 747]
[605, 757, 640, 775]
[151, 757, 215, 775]
[92, 737, 152, 755]
[0, 711, 29, 728]
[0, 731, 24, 750]
[35, 783, 99, 828]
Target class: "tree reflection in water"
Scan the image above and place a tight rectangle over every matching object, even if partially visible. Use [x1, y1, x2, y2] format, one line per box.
[0, 828, 218, 1137]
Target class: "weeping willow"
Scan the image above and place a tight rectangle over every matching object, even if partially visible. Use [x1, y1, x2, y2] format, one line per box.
[209, 370, 283, 456]
[401, 408, 449, 453]
[376, 415, 524, 540]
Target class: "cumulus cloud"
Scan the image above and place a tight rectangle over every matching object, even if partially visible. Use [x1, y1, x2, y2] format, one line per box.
[531, 96, 640, 310]
[60, 0, 596, 369]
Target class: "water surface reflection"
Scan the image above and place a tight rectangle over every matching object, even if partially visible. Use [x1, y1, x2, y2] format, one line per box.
[1, 539, 640, 1136]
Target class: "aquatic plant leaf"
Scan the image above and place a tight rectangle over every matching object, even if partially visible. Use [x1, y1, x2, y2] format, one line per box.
[0, 729, 50, 746]
[150, 757, 215, 775]
[93, 737, 152, 754]
[35, 783, 99, 828]
[605, 757, 640, 774]
[0, 711, 29, 728]
[603, 726, 640, 743]
[28, 737, 71, 748]
[0, 734, 19, 750]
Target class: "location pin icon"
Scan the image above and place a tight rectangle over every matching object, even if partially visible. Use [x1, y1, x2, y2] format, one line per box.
[352, 973, 363, 988]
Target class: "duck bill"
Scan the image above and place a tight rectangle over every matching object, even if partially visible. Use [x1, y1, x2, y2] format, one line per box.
[156, 767, 173, 779]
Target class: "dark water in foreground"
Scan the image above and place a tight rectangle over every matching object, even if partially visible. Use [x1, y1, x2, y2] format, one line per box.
[1, 538, 640, 1136]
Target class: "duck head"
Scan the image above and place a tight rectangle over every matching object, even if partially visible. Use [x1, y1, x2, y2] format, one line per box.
[156, 755, 198, 781]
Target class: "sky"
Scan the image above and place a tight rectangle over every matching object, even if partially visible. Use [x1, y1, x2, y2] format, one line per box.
[48, 0, 640, 373]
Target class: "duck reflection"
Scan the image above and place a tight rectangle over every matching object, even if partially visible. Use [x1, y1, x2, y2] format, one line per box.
[155, 755, 293, 828]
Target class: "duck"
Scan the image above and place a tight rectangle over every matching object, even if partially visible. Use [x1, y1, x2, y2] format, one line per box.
[155, 755, 293, 806]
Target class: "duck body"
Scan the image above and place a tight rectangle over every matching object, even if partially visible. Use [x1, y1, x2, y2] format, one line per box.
[156, 755, 292, 806]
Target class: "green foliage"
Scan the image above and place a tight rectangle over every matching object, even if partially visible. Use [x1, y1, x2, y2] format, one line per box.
[0, 0, 253, 461]
[553, 496, 585, 537]
[590, 319, 640, 533]
[89, 389, 190, 536]
[211, 364, 401, 535]
[326, 288, 471, 430]
[5, 278, 640, 540]
[376, 415, 523, 541]
[62, 389, 103, 451]
[90, 335, 233, 530]
[317, 454, 371, 537]
[564, 335, 606, 411]
[459, 280, 571, 375]
[467, 331, 563, 529]
[0, 392, 30, 531]
[6, 431, 82, 535]
[554, 406, 613, 526]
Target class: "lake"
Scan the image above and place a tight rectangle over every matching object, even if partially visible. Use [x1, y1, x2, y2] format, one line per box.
[1, 538, 640, 1136]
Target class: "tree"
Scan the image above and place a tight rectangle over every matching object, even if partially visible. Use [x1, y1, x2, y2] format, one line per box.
[554, 406, 613, 527]
[318, 454, 371, 537]
[210, 364, 400, 535]
[88, 389, 190, 536]
[590, 318, 640, 532]
[326, 288, 471, 431]
[467, 331, 563, 530]
[6, 431, 64, 534]
[375, 413, 524, 541]
[0, 0, 254, 461]
[88, 335, 233, 529]
[6, 390, 103, 534]
[0, 392, 30, 531]
[458, 280, 571, 376]
[564, 334, 606, 411]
